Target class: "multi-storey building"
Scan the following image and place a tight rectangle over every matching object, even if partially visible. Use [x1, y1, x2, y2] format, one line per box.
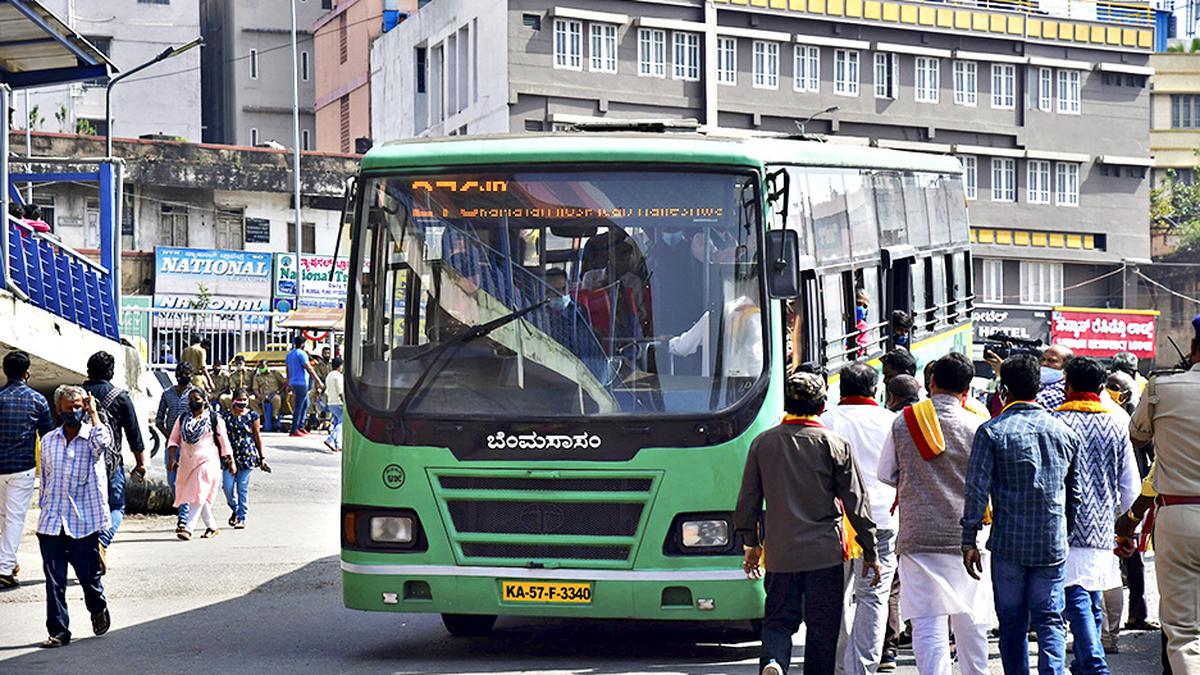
[313, 0, 417, 153]
[1149, 49, 1200, 256]
[12, 0, 203, 142]
[372, 0, 1155, 329]
[199, 0, 329, 148]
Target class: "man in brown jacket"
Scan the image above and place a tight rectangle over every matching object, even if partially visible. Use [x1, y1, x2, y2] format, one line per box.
[735, 371, 881, 675]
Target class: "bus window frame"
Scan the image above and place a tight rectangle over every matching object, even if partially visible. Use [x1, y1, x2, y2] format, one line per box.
[343, 162, 775, 430]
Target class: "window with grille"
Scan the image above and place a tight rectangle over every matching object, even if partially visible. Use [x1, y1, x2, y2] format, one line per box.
[1171, 94, 1200, 128]
[834, 49, 859, 96]
[159, 204, 189, 247]
[716, 37, 737, 85]
[638, 29, 666, 78]
[1056, 70, 1081, 114]
[1038, 67, 1052, 111]
[981, 259, 1004, 304]
[1055, 162, 1079, 206]
[339, 13, 348, 63]
[991, 158, 1015, 201]
[915, 56, 939, 103]
[673, 32, 700, 81]
[953, 61, 976, 106]
[554, 19, 583, 70]
[874, 52, 897, 99]
[752, 41, 778, 89]
[589, 23, 618, 74]
[287, 222, 317, 254]
[1027, 160, 1051, 204]
[794, 45, 819, 93]
[962, 156, 977, 200]
[992, 64, 1015, 109]
[339, 95, 351, 153]
[1019, 262, 1063, 305]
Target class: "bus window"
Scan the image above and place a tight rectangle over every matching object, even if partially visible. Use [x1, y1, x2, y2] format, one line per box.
[902, 174, 931, 248]
[947, 176, 970, 244]
[872, 172, 907, 247]
[950, 251, 968, 321]
[912, 257, 927, 334]
[925, 176, 953, 245]
[778, 166, 815, 259]
[930, 256, 947, 328]
[855, 266, 882, 355]
[809, 171, 852, 263]
[785, 273, 820, 373]
[845, 171, 879, 258]
[822, 272, 847, 366]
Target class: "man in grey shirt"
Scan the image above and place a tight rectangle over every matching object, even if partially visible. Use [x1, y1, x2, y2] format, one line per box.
[735, 371, 880, 675]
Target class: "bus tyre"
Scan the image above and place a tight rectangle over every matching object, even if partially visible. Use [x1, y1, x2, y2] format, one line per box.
[441, 613, 497, 637]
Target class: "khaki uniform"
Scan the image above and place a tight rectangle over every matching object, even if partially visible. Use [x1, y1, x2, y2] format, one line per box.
[181, 344, 210, 393]
[1130, 364, 1200, 673]
[310, 357, 332, 412]
[252, 369, 286, 421]
[218, 367, 255, 410]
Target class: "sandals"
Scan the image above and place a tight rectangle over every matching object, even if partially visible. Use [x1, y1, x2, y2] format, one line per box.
[177, 530, 192, 541]
[228, 512, 238, 527]
[233, 520, 246, 530]
[201, 528, 220, 539]
[39, 633, 70, 649]
[92, 608, 111, 636]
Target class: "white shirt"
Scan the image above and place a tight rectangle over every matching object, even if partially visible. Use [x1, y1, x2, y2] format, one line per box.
[325, 370, 345, 406]
[821, 402, 899, 530]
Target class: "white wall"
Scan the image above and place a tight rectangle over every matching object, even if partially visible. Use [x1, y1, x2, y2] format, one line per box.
[13, 0, 203, 142]
[370, 0, 510, 140]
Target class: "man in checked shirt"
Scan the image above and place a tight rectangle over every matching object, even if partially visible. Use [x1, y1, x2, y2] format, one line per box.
[36, 385, 113, 648]
[961, 354, 1083, 675]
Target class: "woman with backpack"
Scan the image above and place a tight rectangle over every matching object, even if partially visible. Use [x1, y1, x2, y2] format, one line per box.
[220, 387, 271, 529]
[167, 389, 233, 541]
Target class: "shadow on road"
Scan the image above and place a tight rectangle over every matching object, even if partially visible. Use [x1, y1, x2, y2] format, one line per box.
[1, 555, 766, 675]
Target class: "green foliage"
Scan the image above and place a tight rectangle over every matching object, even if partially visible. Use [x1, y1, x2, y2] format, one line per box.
[75, 119, 97, 136]
[1152, 168, 1200, 248]
[27, 104, 44, 130]
[54, 104, 68, 132]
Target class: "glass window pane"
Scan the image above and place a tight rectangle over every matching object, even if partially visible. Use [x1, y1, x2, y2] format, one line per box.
[809, 171, 852, 262]
[845, 171, 879, 257]
[902, 173, 930, 247]
[872, 171, 907, 247]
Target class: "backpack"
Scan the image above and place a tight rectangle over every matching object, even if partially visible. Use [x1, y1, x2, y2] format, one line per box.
[97, 387, 126, 477]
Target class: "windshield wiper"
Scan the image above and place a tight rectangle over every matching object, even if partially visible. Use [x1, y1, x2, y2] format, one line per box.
[394, 299, 549, 416]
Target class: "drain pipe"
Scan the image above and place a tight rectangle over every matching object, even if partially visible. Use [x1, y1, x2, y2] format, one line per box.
[0, 84, 32, 304]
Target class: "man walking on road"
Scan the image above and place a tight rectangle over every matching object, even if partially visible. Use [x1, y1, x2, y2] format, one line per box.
[820, 362, 898, 675]
[735, 371, 880, 675]
[180, 336, 214, 394]
[1127, 315, 1200, 673]
[156, 362, 197, 528]
[962, 354, 1082, 675]
[1050, 356, 1140, 674]
[0, 350, 54, 589]
[37, 386, 113, 648]
[878, 354, 991, 675]
[286, 336, 323, 437]
[82, 351, 147, 569]
[324, 356, 344, 453]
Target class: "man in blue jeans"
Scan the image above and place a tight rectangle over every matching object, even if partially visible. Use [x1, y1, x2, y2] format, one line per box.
[961, 354, 1083, 675]
[285, 335, 323, 437]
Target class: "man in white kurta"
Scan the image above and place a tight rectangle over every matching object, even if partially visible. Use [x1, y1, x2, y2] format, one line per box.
[878, 353, 992, 675]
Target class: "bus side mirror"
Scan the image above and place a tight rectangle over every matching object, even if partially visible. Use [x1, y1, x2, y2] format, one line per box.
[765, 229, 800, 299]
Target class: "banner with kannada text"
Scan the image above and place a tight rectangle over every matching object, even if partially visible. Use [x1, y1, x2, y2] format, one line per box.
[1050, 308, 1158, 360]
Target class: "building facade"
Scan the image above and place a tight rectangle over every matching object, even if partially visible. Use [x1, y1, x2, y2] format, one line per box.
[200, 0, 329, 148]
[372, 0, 1155, 330]
[313, 0, 417, 154]
[1149, 50, 1200, 256]
[12, 0, 203, 142]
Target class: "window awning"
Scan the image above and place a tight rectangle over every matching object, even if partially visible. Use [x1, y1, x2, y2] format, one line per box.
[0, 0, 116, 88]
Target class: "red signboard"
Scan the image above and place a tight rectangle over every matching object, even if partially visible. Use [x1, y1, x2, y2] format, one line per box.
[1050, 308, 1158, 359]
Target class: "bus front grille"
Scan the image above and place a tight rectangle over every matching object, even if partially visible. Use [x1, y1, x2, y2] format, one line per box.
[430, 470, 661, 568]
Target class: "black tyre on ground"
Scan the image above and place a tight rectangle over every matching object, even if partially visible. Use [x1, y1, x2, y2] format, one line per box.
[441, 614, 497, 637]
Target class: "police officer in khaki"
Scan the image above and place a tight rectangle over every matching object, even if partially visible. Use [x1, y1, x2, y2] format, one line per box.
[1129, 315, 1200, 673]
[251, 360, 286, 432]
[218, 355, 254, 411]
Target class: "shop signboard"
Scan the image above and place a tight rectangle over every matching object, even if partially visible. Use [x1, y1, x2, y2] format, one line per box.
[153, 247, 273, 327]
[1051, 307, 1158, 360]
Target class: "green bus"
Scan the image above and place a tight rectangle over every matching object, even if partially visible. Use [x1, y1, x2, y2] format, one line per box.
[340, 132, 973, 635]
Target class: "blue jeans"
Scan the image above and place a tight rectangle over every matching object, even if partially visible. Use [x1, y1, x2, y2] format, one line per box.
[38, 531, 106, 640]
[166, 448, 189, 524]
[1065, 585, 1110, 675]
[290, 384, 309, 433]
[222, 468, 252, 522]
[992, 554, 1068, 675]
[326, 404, 343, 449]
[99, 466, 126, 548]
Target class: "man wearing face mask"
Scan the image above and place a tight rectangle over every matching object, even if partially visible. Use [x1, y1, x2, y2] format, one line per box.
[1036, 344, 1074, 410]
[36, 385, 113, 648]
[155, 362, 196, 528]
[0, 350, 55, 590]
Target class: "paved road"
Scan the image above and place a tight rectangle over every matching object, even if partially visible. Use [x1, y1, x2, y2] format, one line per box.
[0, 432, 1167, 674]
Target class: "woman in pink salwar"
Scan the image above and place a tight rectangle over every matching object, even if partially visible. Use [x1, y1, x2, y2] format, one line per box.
[167, 390, 233, 541]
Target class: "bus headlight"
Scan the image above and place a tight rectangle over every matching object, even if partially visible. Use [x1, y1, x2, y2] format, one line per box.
[681, 519, 730, 548]
[370, 516, 415, 544]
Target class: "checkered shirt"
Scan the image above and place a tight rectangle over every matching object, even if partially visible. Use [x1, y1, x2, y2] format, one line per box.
[0, 381, 54, 475]
[1036, 379, 1067, 410]
[961, 402, 1083, 567]
[156, 384, 196, 435]
[37, 423, 113, 538]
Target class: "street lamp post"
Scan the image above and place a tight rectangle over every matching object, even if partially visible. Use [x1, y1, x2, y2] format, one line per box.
[105, 37, 203, 158]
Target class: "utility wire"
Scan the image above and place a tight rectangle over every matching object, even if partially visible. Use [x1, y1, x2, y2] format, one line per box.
[1136, 269, 1200, 306]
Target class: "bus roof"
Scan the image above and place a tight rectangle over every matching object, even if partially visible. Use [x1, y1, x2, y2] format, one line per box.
[361, 132, 963, 176]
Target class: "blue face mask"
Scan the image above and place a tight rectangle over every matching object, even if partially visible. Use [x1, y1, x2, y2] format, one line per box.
[662, 231, 684, 246]
[895, 333, 910, 348]
[554, 294, 571, 310]
[61, 409, 86, 428]
[856, 306, 868, 323]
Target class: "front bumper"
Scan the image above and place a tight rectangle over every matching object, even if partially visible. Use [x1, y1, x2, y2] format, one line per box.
[342, 561, 765, 620]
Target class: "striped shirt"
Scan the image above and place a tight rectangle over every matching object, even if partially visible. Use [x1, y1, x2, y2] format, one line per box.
[0, 381, 54, 474]
[961, 402, 1083, 567]
[37, 422, 112, 538]
[156, 384, 196, 436]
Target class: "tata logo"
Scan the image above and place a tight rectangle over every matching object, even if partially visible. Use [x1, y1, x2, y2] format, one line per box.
[519, 503, 565, 534]
[382, 464, 406, 489]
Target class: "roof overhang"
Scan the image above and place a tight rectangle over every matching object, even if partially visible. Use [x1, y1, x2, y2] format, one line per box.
[0, 0, 116, 89]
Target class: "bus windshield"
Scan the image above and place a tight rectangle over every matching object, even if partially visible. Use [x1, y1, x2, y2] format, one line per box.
[349, 168, 765, 419]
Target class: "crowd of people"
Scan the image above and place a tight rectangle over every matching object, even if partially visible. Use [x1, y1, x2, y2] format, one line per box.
[0, 333, 340, 648]
[737, 322, 1200, 675]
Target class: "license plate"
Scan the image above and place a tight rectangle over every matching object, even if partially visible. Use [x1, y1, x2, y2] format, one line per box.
[501, 580, 592, 604]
